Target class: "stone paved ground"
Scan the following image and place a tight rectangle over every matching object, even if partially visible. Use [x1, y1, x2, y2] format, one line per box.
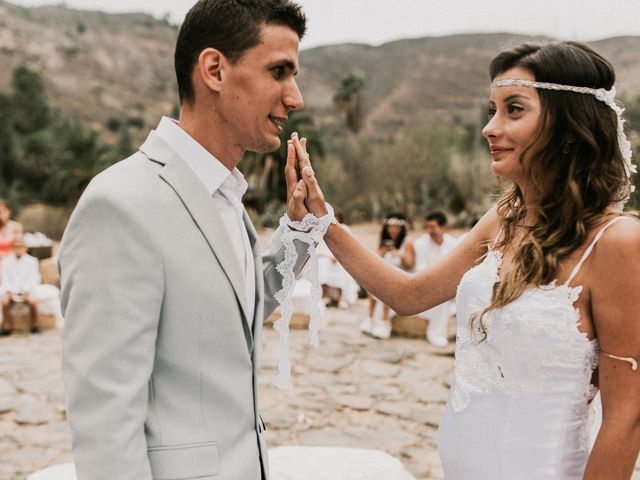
[259, 304, 452, 479]
[1, 302, 639, 480]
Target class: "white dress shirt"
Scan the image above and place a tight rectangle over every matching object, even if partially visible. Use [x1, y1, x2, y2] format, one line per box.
[413, 232, 459, 321]
[1, 253, 41, 294]
[155, 117, 256, 324]
[413, 232, 458, 272]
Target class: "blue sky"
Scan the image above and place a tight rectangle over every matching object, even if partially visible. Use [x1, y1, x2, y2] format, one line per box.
[8, 0, 640, 49]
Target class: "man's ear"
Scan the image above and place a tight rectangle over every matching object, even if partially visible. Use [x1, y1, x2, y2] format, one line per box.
[197, 48, 226, 93]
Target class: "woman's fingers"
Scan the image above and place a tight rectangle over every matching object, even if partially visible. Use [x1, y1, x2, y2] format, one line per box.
[302, 166, 327, 216]
[290, 131, 328, 217]
[288, 179, 308, 219]
[284, 140, 299, 199]
[291, 132, 312, 175]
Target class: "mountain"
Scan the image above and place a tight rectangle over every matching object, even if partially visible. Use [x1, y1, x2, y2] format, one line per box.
[0, 0, 178, 140]
[1, 1, 639, 140]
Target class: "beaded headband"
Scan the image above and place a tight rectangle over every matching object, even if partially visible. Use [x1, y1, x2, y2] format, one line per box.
[492, 79, 637, 204]
[384, 218, 406, 226]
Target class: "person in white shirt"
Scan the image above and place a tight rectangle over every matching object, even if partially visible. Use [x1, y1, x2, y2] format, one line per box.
[1, 237, 41, 335]
[58, 2, 314, 479]
[413, 212, 459, 346]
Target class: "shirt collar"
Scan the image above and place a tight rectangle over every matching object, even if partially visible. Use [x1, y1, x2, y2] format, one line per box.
[155, 116, 245, 198]
[220, 168, 249, 203]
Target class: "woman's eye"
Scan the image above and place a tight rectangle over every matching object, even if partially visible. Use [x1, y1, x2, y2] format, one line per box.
[507, 104, 524, 114]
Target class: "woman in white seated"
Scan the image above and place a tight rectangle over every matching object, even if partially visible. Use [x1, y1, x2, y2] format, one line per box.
[318, 211, 359, 308]
[293, 41, 640, 479]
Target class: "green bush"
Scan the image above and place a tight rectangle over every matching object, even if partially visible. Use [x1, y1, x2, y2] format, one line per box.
[106, 117, 122, 132]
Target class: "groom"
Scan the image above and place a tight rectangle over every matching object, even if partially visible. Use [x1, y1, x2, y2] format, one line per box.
[59, 1, 311, 479]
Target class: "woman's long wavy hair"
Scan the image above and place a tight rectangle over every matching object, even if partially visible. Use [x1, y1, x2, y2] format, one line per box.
[473, 41, 632, 339]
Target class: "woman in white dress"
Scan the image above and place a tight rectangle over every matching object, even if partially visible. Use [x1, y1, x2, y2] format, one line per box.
[290, 41, 640, 479]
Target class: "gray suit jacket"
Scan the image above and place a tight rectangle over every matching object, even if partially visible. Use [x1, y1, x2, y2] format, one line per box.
[59, 131, 308, 480]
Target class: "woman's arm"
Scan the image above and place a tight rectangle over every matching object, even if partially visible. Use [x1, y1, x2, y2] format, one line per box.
[585, 219, 640, 480]
[290, 132, 497, 314]
[323, 210, 495, 316]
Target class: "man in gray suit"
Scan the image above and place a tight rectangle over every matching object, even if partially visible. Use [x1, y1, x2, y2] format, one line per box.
[59, 1, 310, 479]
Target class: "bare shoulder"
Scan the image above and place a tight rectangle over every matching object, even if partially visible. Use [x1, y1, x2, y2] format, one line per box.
[590, 215, 640, 281]
[589, 216, 640, 361]
[594, 216, 640, 256]
[463, 204, 500, 246]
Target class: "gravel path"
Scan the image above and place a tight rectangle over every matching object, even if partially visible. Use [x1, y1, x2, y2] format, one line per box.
[1, 300, 638, 479]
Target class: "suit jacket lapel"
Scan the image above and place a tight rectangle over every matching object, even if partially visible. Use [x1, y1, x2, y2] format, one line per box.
[140, 132, 254, 350]
[243, 210, 263, 341]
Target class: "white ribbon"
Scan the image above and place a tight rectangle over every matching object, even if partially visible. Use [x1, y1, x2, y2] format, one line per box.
[272, 204, 336, 390]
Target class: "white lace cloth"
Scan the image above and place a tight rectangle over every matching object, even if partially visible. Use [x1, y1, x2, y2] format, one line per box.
[438, 218, 627, 480]
[272, 206, 336, 390]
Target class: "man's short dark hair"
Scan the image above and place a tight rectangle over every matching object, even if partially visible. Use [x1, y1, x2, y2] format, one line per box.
[175, 0, 307, 105]
[425, 211, 447, 226]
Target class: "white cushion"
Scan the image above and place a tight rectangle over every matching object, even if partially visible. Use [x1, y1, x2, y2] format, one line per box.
[269, 446, 416, 480]
[26, 464, 76, 480]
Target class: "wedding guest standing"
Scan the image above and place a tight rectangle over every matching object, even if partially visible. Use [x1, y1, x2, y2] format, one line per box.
[361, 213, 415, 339]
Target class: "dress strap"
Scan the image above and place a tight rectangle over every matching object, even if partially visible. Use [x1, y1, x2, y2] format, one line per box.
[490, 227, 503, 250]
[564, 216, 629, 286]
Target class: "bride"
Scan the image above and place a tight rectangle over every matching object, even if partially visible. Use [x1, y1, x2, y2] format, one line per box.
[288, 41, 640, 479]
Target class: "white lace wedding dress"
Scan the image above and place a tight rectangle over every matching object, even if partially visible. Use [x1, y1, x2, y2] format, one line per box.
[438, 218, 624, 479]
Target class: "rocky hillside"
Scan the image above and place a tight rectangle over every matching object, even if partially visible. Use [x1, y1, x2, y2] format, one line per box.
[0, 0, 178, 140]
[1, 0, 639, 140]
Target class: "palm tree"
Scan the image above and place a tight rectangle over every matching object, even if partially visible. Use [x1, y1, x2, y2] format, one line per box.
[333, 69, 366, 133]
[43, 118, 113, 205]
[241, 110, 324, 211]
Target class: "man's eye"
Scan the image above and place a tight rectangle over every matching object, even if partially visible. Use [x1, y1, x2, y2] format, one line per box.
[272, 66, 285, 79]
[487, 106, 496, 119]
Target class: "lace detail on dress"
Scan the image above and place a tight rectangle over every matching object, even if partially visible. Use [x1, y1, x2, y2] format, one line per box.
[450, 250, 600, 451]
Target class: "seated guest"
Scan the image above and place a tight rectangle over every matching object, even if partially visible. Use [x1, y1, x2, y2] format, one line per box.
[0, 237, 41, 335]
[413, 211, 459, 346]
[318, 211, 359, 309]
[0, 200, 23, 279]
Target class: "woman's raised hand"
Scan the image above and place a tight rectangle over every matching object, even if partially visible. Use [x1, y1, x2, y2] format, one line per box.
[289, 132, 328, 218]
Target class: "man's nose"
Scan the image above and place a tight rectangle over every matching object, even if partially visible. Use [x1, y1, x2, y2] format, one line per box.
[284, 79, 304, 111]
